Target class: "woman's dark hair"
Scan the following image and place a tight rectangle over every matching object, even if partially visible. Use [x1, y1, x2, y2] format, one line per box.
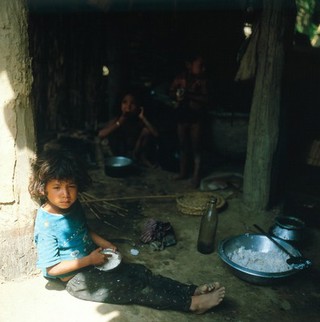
[29, 149, 92, 200]
[184, 51, 205, 63]
[117, 88, 143, 106]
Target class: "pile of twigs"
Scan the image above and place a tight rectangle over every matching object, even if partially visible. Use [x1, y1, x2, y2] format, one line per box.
[79, 192, 128, 229]
[79, 193, 177, 229]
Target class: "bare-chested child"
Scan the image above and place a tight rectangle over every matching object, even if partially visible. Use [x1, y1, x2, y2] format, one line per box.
[30, 149, 225, 314]
[170, 54, 208, 187]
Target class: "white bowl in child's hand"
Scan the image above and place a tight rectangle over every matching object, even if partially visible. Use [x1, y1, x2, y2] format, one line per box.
[95, 248, 122, 271]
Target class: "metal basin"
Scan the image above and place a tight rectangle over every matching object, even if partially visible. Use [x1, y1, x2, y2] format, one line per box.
[104, 156, 134, 177]
[218, 234, 302, 285]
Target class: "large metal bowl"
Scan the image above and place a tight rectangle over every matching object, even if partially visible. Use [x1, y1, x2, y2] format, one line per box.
[104, 156, 134, 177]
[218, 234, 302, 285]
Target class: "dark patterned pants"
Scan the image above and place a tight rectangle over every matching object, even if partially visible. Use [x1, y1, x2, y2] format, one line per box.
[66, 262, 196, 312]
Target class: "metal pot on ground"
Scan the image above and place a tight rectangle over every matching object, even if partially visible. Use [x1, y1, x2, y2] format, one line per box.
[104, 156, 135, 177]
[269, 216, 305, 244]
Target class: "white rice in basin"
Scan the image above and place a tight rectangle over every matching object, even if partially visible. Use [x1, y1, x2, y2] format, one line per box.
[229, 246, 291, 272]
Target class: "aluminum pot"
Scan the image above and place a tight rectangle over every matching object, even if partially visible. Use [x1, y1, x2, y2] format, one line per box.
[269, 216, 305, 244]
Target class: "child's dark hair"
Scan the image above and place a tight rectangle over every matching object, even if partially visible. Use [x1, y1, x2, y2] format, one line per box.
[29, 149, 92, 200]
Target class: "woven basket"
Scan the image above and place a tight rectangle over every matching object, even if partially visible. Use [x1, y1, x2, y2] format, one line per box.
[176, 192, 226, 216]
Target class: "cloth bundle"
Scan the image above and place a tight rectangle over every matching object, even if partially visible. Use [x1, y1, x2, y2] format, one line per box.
[140, 218, 177, 251]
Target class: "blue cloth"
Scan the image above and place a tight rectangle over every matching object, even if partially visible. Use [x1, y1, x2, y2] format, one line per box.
[34, 201, 95, 279]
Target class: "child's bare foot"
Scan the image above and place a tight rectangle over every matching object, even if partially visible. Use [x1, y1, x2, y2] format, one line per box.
[194, 282, 221, 295]
[190, 287, 225, 314]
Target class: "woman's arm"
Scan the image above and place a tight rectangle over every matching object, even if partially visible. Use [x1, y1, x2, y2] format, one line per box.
[98, 113, 129, 139]
[98, 119, 118, 139]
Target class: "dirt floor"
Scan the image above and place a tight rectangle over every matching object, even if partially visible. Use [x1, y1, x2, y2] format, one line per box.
[2, 163, 319, 322]
[77, 163, 320, 322]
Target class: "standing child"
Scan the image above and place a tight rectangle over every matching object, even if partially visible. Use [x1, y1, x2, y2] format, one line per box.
[30, 149, 225, 313]
[98, 91, 159, 168]
[170, 54, 208, 187]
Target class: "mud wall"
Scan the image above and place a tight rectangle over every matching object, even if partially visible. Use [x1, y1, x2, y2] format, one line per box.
[0, 0, 38, 281]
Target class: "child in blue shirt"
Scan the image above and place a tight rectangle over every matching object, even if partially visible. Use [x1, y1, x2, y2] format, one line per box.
[30, 149, 225, 313]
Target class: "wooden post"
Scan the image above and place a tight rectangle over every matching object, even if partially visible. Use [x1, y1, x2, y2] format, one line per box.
[243, 0, 296, 210]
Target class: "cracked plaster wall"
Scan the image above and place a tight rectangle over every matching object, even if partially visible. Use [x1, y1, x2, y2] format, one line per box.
[0, 0, 38, 281]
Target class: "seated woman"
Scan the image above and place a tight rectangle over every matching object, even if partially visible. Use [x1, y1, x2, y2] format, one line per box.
[98, 90, 159, 168]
